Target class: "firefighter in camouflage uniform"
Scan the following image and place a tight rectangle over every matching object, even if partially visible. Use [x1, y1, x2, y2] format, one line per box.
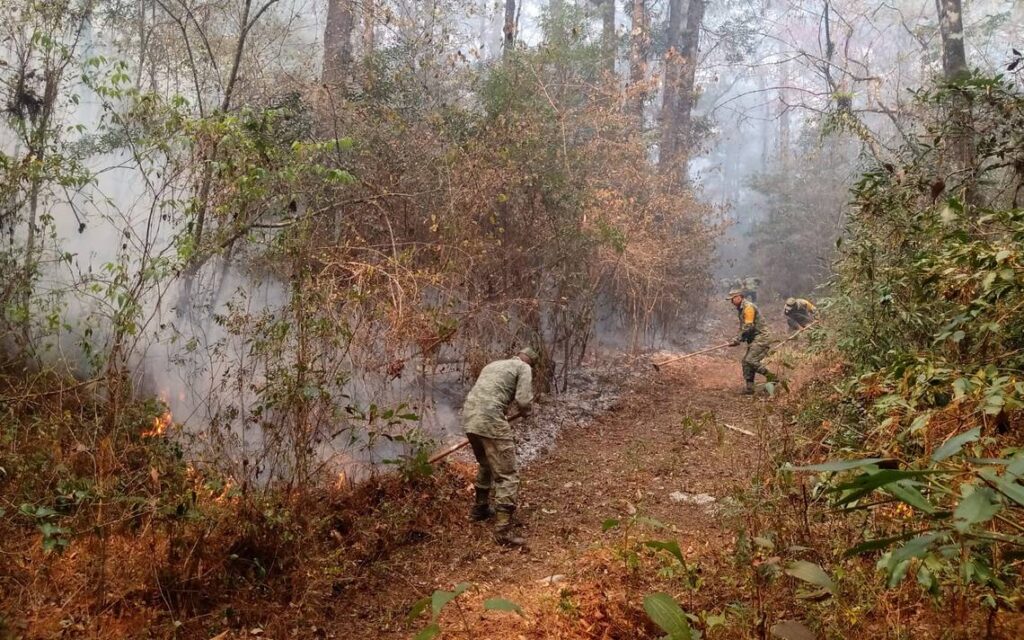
[462, 347, 538, 547]
[783, 297, 817, 331]
[728, 290, 776, 394]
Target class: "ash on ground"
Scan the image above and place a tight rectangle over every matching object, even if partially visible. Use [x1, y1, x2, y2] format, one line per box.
[449, 353, 651, 467]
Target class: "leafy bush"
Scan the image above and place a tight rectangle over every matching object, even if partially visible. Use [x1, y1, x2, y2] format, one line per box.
[802, 75, 1024, 610]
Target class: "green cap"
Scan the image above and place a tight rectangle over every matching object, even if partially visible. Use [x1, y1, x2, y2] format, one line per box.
[727, 289, 744, 299]
[785, 297, 796, 306]
[517, 346, 539, 362]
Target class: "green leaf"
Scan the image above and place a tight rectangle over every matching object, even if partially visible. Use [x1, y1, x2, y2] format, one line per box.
[408, 597, 430, 622]
[431, 582, 471, 617]
[932, 428, 981, 462]
[844, 532, 916, 557]
[954, 486, 1002, 532]
[644, 539, 686, 566]
[784, 560, 835, 593]
[483, 598, 523, 616]
[886, 481, 935, 514]
[890, 534, 940, 566]
[602, 518, 621, 532]
[979, 469, 1024, 508]
[643, 593, 693, 640]
[636, 516, 669, 530]
[909, 412, 932, 433]
[414, 623, 441, 640]
[835, 469, 943, 507]
[792, 458, 885, 472]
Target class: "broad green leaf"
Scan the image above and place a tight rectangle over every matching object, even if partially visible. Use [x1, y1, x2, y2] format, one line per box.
[636, 516, 669, 530]
[909, 412, 932, 433]
[483, 598, 523, 616]
[602, 518, 620, 532]
[890, 534, 940, 566]
[933, 428, 981, 462]
[784, 560, 835, 593]
[954, 486, 1001, 532]
[835, 469, 943, 507]
[414, 623, 441, 640]
[431, 582, 471, 617]
[979, 469, 1024, 508]
[644, 539, 686, 566]
[952, 377, 971, 399]
[792, 458, 885, 472]
[407, 597, 430, 621]
[844, 532, 917, 557]
[886, 482, 935, 514]
[643, 593, 693, 640]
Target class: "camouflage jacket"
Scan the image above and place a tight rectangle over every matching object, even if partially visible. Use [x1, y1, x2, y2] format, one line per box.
[735, 299, 767, 343]
[784, 298, 816, 317]
[462, 358, 533, 439]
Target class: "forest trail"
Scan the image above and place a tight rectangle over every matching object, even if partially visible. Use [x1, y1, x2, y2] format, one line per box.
[341, 333, 795, 638]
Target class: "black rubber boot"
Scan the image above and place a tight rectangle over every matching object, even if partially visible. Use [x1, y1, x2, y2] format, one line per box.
[493, 507, 526, 547]
[470, 488, 495, 521]
[741, 380, 755, 395]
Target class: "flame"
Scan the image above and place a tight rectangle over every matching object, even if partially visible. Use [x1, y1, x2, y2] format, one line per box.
[142, 409, 173, 438]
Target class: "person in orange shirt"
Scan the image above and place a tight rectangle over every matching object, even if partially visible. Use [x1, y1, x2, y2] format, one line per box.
[784, 297, 817, 331]
[728, 289, 776, 394]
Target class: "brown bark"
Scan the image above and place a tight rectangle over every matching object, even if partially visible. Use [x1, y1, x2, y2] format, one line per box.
[362, 0, 375, 55]
[323, 0, 355, 87]
[936, 0, 967, 81]
[361, 0, 375, 88]
[602, 0, 616, 72]
[659, 0, 704, 182]
[503, 0, 516, 55]
[658, 0, 684, 169]
[628, 0, 649, 123]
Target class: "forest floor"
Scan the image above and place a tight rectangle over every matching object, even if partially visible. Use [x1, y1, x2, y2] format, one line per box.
[335, 316, 806, 639]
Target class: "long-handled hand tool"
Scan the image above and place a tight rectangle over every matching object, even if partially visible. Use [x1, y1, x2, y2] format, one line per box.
[428, 412, 526, 465]
[775, 320, 817, 348]
[651, 342, 733, 371]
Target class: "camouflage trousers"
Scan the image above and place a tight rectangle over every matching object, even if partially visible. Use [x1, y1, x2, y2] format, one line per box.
[787, 314, 813, 331]
[467, 433, 519, 509]
[742, 335, 773, 383]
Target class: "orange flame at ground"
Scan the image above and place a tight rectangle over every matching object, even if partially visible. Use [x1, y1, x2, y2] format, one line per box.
[142, 409, 173, 437]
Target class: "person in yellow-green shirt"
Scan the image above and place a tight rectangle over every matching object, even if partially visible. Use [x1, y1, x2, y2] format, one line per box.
[728, 290, 775, 395]
[784, 297, 817, 331]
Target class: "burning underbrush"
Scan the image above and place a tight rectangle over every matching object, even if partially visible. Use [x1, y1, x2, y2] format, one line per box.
[0, 366, 477, 638]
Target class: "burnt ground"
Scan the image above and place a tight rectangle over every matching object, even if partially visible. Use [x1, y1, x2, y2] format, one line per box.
[337, 341, 781, 638]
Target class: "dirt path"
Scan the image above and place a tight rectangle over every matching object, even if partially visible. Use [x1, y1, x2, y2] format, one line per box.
[338, 344, 779, 637]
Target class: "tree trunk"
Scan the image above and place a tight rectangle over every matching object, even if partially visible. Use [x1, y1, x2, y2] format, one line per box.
[658, 0, 684, 170]
[628, 0, 649, 123]
[323, 0, 355, 88]
[602, 0, 615, 73]
[362, 0, 375, 55]
[503, 0, 516, 55]
[362, 0, 375, 88]
[936, 0, 967, 81]
[659, 0, 704, 182]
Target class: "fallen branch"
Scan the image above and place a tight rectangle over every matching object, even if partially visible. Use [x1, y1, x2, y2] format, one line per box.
[723, 423, 756, 437]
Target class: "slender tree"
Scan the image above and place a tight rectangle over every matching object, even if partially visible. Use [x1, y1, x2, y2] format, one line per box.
[323, 0, 355, 87]
[503, 0, 516, 55]
[659, 0, 704, 182]
[628, 0, 649, 122]
[936, 0, 967, 80]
